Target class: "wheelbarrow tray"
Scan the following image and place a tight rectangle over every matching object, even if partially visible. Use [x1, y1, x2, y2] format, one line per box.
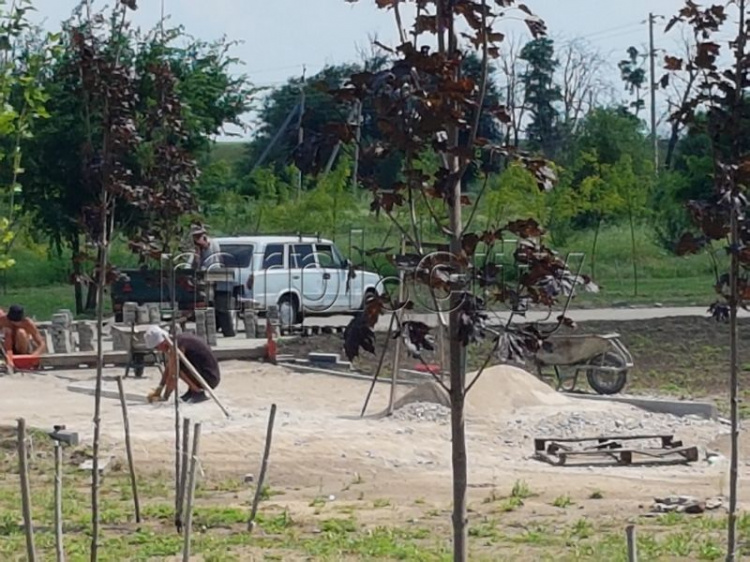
[535, 333, 623, 366]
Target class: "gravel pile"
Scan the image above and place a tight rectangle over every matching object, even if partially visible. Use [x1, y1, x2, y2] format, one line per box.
[389, 402, 451, 424]
[500, 408, 728, 446]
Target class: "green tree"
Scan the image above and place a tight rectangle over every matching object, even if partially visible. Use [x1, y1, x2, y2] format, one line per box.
[618, 46, 647, 116]
[520, 37, 561, 158]
[21, 15, 253, 312]
[0, 0, 55, 271]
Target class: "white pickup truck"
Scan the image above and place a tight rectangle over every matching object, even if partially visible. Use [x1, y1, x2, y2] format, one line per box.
[213, 235, 383, 327]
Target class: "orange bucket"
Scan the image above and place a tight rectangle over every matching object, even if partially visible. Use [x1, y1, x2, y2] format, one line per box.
[11, 354, 41, 370]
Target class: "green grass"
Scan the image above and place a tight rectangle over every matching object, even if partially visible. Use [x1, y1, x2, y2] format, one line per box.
[0, 220, 719, 320]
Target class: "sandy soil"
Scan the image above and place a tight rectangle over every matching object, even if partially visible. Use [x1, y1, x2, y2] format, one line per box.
[0, 358, 743, 512]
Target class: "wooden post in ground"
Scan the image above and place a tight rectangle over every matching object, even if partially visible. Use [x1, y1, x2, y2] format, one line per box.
[626, 525, 638, 562]
[116, 377, 141, 523]
[177, 417, 191, 533]
[182, 423, 202, 562]
[248, 404, 277, 532]
[17, 418, 36, 562]
[54, 442, 64, 562]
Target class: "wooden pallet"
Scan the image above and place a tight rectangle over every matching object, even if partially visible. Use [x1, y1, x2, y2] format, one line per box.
[280, 325, 346, 337]
[534, 434, 699, 466]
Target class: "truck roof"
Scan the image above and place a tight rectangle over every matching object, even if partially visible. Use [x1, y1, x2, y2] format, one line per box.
[214, 235, 333, 246]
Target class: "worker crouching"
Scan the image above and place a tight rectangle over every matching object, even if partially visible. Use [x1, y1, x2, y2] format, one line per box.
[144, 326, 221, 404]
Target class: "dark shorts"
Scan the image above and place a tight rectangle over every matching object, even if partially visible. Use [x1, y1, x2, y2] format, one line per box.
[182, 369, 219, 390]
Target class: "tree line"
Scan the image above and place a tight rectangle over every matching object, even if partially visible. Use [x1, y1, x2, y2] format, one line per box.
[0, 0, 725, 313]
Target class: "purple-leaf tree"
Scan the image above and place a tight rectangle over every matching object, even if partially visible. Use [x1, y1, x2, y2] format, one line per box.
[664, 2, 750, 560]
[300, 1, 596, 559]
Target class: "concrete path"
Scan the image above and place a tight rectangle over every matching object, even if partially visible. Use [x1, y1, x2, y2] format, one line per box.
[296, 305, 743, 332]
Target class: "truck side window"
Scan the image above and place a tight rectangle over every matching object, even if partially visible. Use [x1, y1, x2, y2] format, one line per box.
[316, 244, 341, 268]
[291, 244, 316, 268]
[262, 244, 284, 269]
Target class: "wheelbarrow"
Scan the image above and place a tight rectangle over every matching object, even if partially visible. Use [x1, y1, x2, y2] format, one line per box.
[533, 333, 634, 395]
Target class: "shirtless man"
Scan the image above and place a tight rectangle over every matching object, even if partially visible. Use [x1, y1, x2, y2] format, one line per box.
[1, 304, 46, 366]
[143, 326, 221, 404]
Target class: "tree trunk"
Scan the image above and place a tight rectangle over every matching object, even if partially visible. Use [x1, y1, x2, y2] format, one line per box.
[727, 205, 740, 562]
[449, 158, 467, 562]
[71, 235, 84, 315]
[90, 202, 111, 561]
[85, 248, 102, 313]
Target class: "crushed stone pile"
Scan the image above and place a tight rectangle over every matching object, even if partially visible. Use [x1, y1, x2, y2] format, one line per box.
[499, 409, 727, 448]
[390, 402, 451, 425]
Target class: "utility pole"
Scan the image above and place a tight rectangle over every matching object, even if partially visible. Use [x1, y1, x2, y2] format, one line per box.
[296, 66, 307, 199]
[648, 12, 659, 176]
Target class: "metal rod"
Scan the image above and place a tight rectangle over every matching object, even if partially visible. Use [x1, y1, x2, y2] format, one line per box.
[387, 236, 407, 415]
[361, 313, 396, 417]
[626, 524, 638, 562]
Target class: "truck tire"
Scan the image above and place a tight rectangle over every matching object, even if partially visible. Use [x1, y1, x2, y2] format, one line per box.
[217, 309, 236, 337]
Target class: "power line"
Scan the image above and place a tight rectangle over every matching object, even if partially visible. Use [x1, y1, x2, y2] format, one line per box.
[577, 21, 643, 41]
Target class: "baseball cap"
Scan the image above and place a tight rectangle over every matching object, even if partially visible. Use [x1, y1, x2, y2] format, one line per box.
[7, 304, 24, 322]
[144, 326, 168, 349]
[190, 224, 207, 238]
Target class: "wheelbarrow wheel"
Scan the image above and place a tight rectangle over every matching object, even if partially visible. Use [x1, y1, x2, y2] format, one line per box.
[586, 352, 627, 395]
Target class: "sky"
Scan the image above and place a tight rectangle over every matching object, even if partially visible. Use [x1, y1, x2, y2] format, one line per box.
[28, 0, 693, 140]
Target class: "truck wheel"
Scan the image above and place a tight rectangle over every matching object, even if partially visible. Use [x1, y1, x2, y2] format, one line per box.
[278, 296, 299, 328]
[217, 309, 236, 337]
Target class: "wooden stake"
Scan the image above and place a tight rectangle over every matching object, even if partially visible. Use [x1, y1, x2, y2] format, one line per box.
[182, 423, 201, 562]
[17, 418, 37, 562]
[626, 525, 638, 562]
[176, 417, 191, 533]
[54, 442, 64, 562]
[116, 377, 140, 523]
[248, 404, 277, 532]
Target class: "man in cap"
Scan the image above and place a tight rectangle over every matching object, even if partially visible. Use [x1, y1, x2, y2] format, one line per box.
[190, 224, 222, 270]
[1, 304, 47, 366]
[143, 325, 221, 404]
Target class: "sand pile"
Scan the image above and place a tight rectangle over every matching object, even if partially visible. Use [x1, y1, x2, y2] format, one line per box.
[387, 365, 570, 420]
[465, 364, 571, 415]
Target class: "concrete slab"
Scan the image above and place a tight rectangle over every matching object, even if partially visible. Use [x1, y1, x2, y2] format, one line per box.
[566, 393, 718, 420]
[67, 381, 144, 403]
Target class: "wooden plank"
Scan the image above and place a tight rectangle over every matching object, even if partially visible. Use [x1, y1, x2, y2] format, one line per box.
[535, 446, 699, 466]
[535, 434, 676, 452]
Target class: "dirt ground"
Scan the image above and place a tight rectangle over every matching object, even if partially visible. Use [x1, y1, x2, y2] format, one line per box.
[281, 316, 750, 402]
[1, 315, 749, 559]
